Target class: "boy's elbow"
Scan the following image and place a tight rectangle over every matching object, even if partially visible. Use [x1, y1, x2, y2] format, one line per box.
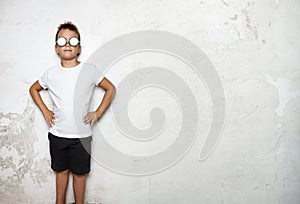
[29, 81, 42, 95]
[112, 84, 116, 91]
[111, 84, 116, 95]
[29, 84, 36, 96]
[29, 84, 34, 92]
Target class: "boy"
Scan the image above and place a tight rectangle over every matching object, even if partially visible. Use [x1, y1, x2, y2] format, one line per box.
[29, 21, 116, 204]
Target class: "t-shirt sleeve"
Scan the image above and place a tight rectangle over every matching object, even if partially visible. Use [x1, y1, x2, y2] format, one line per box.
[93, 66, 105, 86]
[38, 69, 49, 89]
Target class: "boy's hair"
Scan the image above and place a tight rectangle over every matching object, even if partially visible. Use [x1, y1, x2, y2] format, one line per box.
[55, 21, 81, 43]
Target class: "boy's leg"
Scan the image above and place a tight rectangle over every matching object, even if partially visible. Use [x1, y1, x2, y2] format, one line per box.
[73, 173, 88, 204]
[69, 136, 92, 203]
[48, 133, 70, 204]
[56, 169, 69, 204]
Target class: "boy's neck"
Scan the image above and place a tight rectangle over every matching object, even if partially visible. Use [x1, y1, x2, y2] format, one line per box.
[60, 59, 80, 68]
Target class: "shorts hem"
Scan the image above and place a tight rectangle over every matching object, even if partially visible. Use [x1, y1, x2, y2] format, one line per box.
[51, 167, 68, 172]
[51, 167, 90, 175]
[69, 169, 90, 175]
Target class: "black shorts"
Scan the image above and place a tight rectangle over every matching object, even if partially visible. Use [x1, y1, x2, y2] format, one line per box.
[48, 132, 92, 175]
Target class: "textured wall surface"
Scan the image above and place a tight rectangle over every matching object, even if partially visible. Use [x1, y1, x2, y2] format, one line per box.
[0, 0, 300, 203]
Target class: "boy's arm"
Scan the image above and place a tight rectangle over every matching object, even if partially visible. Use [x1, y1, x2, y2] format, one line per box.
[29, 81, 55, 126]
[84, 78, 116, 127]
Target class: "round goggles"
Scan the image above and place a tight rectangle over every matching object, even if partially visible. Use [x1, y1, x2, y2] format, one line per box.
[56, 36, 80, 47]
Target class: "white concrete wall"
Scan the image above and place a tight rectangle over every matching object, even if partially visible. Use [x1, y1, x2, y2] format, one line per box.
[0, 0, 300, 203]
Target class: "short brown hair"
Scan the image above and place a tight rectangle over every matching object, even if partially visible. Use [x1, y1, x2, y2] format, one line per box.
[55, 21, 80, 43]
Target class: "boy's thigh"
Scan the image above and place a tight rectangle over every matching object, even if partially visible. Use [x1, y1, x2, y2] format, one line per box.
[48, 132, 69, 172]
[68, 136, 92, 175]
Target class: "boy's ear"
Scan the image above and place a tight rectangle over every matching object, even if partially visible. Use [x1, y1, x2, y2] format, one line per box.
[55, 45, 59, 55]
[77, 45, 81, 56]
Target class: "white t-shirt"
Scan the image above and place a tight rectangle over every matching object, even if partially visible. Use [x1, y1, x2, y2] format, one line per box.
[39, 62, 104, 138]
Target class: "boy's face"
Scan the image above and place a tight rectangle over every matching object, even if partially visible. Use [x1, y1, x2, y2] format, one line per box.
[55, 29, 81, 60]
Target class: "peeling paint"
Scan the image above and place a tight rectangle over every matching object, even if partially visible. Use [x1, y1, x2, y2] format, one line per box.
[0, 100, 51, 201]
[266, 74, 300, 116]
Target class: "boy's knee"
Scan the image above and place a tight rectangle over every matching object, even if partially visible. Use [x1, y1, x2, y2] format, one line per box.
[73, 173, 88, 179]
[57, 169, 69, 175]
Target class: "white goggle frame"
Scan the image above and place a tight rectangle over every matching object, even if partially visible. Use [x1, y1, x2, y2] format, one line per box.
[56, 36, 80, 47]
